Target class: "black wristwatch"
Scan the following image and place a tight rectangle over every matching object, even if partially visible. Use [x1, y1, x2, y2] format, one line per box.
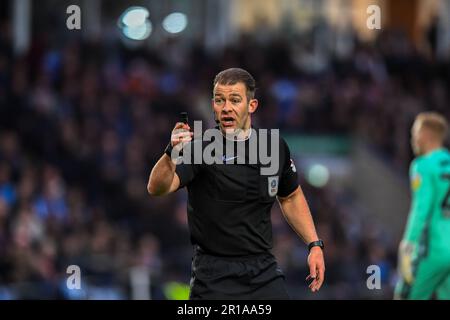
[308, 239, 324, 252]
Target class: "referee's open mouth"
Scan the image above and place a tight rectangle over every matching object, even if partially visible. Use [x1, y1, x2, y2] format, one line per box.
[221, 116, 236, 128]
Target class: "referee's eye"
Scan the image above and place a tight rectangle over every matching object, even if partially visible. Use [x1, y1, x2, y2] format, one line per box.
[214, 98, 225, 106]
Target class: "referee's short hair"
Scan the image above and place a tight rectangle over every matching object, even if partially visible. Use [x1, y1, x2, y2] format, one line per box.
[415, 111, 448, 142]
[213, 68, 256, 101]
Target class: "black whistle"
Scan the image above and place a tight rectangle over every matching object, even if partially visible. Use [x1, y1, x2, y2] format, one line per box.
[180, 112, 188, 124]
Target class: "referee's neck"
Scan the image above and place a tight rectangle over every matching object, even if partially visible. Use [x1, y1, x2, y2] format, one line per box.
[221, 127, 253, 141]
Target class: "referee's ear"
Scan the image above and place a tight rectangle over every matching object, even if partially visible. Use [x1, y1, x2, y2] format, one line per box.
[248, 98, 258, 114]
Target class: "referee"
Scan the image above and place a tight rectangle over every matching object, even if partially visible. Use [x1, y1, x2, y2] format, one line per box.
[148, 68, 325, 299]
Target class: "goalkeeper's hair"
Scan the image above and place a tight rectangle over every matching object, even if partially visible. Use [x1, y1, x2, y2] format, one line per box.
[415, 112, 448, 142]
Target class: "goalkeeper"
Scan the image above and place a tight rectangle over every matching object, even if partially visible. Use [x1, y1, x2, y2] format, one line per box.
[395, 112, 450, 300]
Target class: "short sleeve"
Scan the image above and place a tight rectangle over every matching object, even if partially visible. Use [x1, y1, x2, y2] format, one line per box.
[174, 140, 200, 189]
[277, 138, 299, 197]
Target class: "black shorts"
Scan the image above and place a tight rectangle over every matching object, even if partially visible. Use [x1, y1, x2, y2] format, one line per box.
[189, 246, 290, 300]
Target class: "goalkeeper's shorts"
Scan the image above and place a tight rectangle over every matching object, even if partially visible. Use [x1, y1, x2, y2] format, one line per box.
[395, 254, 450, 300]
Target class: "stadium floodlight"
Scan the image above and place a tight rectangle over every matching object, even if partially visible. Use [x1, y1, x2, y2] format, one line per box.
[162, 12, 188, 34]
[119, 7, 152, 40]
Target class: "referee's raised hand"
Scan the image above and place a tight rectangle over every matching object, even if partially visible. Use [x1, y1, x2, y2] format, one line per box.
[147, 122, 192, 196]
[307, 247, 325, 293]
[171, 122, 193, 152]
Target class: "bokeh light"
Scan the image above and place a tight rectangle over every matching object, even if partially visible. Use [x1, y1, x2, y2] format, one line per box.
[162, 12, 188, 34]
[119, 7, 152, 40]
[307, 164, 330, 188]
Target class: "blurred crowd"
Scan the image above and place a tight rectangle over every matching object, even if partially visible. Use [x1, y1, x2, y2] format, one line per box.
[0, 18, 449, 299]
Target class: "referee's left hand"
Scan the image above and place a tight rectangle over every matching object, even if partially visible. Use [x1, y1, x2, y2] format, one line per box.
[307, 247, 325, 292]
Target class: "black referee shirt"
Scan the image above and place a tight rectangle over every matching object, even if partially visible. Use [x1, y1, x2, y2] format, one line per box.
[175, 129, 298, 256]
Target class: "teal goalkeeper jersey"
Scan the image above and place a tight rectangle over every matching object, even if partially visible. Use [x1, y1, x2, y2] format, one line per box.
[403, 148, 450, 258]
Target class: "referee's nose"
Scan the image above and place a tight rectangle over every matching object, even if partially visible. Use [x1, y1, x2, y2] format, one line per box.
[221, 100, 233, 114]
